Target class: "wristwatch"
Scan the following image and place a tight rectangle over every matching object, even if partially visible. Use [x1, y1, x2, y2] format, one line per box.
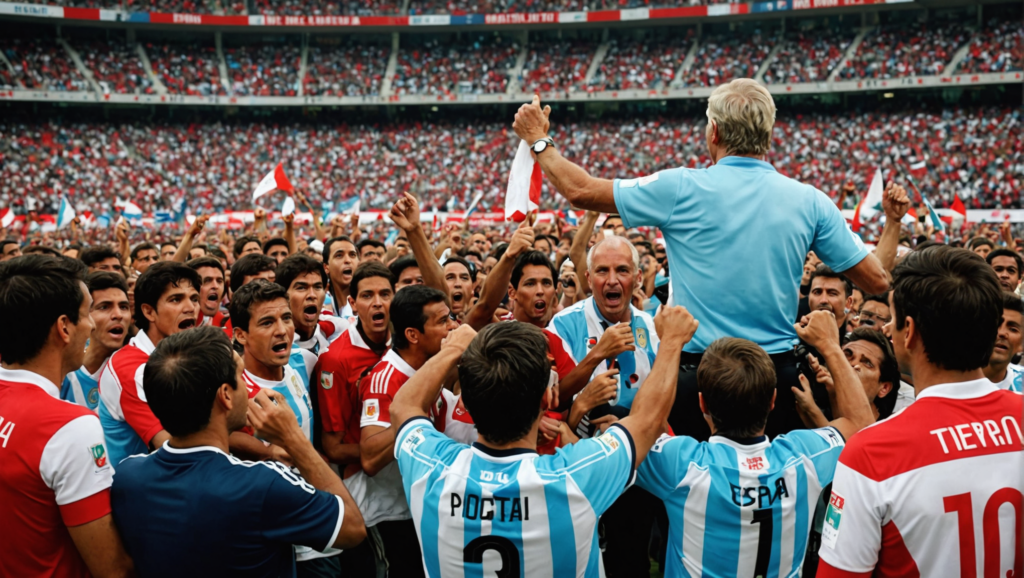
[531, 137, 555, 155]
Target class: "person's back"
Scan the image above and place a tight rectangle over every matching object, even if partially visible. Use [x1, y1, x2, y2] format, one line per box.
[640, 428, 843, 577]
[112, 445, 339, 578]
[396, 416, 634, 577]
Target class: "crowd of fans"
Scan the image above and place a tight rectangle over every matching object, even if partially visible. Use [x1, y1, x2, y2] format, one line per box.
[147, 42, 227, 96]
[392, 37, 519, 96]
[74, 40, 154, 95]
[762, 29, 855, 84]
[254, 0, 402, 16]
[303, 43, 390, 97]
[224, 44, 302, 96]
[0, 106, 1020, 222]
[585, 36, 692, 92]
[0, 38, 91, 92]
[836, 22, 970, 80]
[519, 39, 596, 94]
[956, 19, 1023, 74]
[677, 30, 775, 87]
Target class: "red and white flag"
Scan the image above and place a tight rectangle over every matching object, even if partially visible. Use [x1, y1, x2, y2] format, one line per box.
[252, 162, 294, 202]
[504, 141, 542, 222]
[908, 160, 927, 179]
[0, 207, 13, 228]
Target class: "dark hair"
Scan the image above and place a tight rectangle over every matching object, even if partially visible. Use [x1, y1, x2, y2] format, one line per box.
[232, 235, 261, 259]
[276, 254, 326, 292]
[352, 261, 395, 295]
[0, 255, 87, 364]
[1004, 291, 1024, 315]
[443, 255, 476, 283]
[160, 241, 177, 251]
[357, 239, 385, 253]
[64, 242, 84, 253]
[207, 246, 227, 261]
[861, 292, 889, 309]
[1, 239, 19, 253]
[145, 325, 238, 437]
[189, 243, 209, 256]
[187, 256, 225, 277]
[892, 246, 1002, 371]
[391, 285, 447, 350]
[808, 264, 853, 298]
[697, 337, 777, 438]
[914, 240, 941, 252]
[490, 242, 509, 261]
[322, 235, 355, 263]
[510, 251, 557, 289]
[130, 242, 158, 260]
[229, 279, 288, 333]
[80, 245, 121, 267]
[134, 262, 202, 332]
[86, 271, 129, 296]
[987, 248, 1024, 274]
[388, 255, 419, 283]
[23, 245, 61, 257]
[459, 323, 550, 445]
[969, 236, 995, 250]
[845, 328, 900, 419]
[262, 237, 289, 255]
[635, 241, 654, 255]
[230, 254, 277, 293]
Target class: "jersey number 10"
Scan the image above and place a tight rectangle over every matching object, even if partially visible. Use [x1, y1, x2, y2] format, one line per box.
[943, 488, 1022, 577]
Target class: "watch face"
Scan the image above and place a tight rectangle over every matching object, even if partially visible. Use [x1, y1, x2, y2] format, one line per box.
[533, 141, 547, 153]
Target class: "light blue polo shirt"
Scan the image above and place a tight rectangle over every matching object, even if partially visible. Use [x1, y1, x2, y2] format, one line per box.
[614, 157, 869, 354]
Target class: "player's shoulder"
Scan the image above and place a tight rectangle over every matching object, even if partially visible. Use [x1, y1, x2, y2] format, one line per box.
[617, 168, 685, 188]
[773, 426, 845, 453]
[538, 426, 636, 475]
[318, 331, 355, 366]
[108, 344, 148, 371]
[552, 299, 587, 320]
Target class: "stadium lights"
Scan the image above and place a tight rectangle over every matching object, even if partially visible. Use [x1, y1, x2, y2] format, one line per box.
[883, 93, 895, 99]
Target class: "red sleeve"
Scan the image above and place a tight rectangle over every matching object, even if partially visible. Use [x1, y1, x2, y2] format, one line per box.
[816, 560, 872, 578]
[59, 488, 112, 527]
[359, 366, 403, 428]
[315, 355, 347, 433]
[546, 331, 577, 380]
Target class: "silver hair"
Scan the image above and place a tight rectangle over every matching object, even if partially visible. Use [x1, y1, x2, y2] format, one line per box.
[706, 78, 776, 156]
[587, 235, 640, 273]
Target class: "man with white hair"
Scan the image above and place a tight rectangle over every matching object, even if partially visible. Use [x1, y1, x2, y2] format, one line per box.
[513, 79, 889, 440]
[547, 234, 662, 576]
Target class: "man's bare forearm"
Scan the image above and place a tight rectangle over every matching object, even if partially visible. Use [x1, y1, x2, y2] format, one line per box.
[874, 219, 900, 273]
[407, 223, 447, 294]
[570, 211, 597, 296]
[820, 343, 874, 430]
[535, 149, 617, 213]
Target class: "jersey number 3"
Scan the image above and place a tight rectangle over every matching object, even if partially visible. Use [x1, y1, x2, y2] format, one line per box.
[464, 535, 521, 578]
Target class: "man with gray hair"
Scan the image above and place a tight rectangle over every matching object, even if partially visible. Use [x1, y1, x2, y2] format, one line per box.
[513, 80, 888, 440]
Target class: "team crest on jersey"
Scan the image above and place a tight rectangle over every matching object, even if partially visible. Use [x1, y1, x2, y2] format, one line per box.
[745, 456, 765, 471]
[821, 491, 845, 549]
[87, 388, 99, 406]
[651, 433, 671, 453]
[596, 431, 620, 452]
[363, 399, 379, 419]
[636, 328, 647, 349]
[90, 444, 108, 468]
[320, 371, 333, 390]
[401, 427, 426, 453]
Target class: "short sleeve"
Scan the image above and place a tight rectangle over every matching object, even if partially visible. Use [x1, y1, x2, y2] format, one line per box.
[636, 434, 695, 500]
[816, 461, 884, 575]
[394, 417, 466, 490]
[359, 368, 395, 429]
[810, 192, 870, 274]
[39, 415, 115, 527]
[555, 423, 635, 515]
[123, 364, 164, 445]
[258, 461, 344, 551]
[613, 170, 680, 229]
[777, 426, 845, 486]
[545, 331, 577, 379]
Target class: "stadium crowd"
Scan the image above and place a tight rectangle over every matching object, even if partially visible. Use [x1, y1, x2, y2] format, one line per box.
[303, 43, 390, 97]
[0, 38, 91, 92]
[519, 39, 597, 94]
[1, 79, 1022, 578]
[585, 36, 692, 91]
[74, 40, 154, 95]
[146, 42, 227, 96]
[835, 22, 971, 80]
[761, 29, 855, 84]
[224, 44, 302, 97]
[956, 20, 1024, 74]
[677, 31, 776, 88]
[392, 37, 519, 96]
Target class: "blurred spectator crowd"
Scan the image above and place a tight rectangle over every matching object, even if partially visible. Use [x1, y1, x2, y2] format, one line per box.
[392, 37, 519, 96]
[586, 36, 692, 91]
[836, 22, 970, 80]
[678, 31, 775, 87]
[1, 107, 1020, 220]
[762, 29, 855, 84]
[956, 20, 1023, 74]
[304, 43, 390, 97]
[519, 39, 595, 93]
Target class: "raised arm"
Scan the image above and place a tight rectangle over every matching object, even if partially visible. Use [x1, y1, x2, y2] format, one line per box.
[115, 219, 130, 266]
[794, 311, 875, 440]
[569, 210, 598, 297]
[391, 325, 477, 426]
[171, 215, 208, 262]
[389, 193, 447, 294]
[296, 192, 326, 241]
[616, 306, 698, 465]
[873, 183, 909, 274]
[463, 221, 535, 330]
[513, 96, 616, 213]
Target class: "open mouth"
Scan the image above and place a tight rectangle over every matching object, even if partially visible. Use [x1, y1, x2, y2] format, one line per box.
[206, 292, 220, 303]
[109, 326, 125, 338]
[604, 290, 623, 306]
[452, 292, 464, 304]
[342, 267, 353, 278]
[178, 319, 196, 330]
[303, 304, 319, 319]
[994, 342, 1010, 354]
[271, 342, 288, 354]
[533, 299, 547, 314]
[371, 312, 386, 324]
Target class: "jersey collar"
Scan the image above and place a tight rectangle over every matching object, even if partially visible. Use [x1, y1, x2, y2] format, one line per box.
[130, 330, 158, 356]
[709, 434, 770, 451]
[161, 441, 229, 457]
[0, 366, 60, 398]
[916, 378, 1000, 401]
[383, 349, 416, 378]
[471, 442, 537, 462]
[243, 367, 292, 388]
[715, 156, 775, 171]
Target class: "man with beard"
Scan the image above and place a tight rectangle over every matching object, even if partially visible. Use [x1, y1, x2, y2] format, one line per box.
[322, 236, 360, 318]
[986, 248, 1023, 292]
[187, 256, 227, 328]
[807, 265, 854, 333]
[99, 262, 200, 467]
[353, 286, 457, 578]
[983, 292, 1024, 392]
[61, 272, 130, 412]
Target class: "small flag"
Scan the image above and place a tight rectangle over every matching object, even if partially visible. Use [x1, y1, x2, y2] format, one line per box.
[0, 207, 13, 228]
[505, 140, 542, 222]
[79, 211, 95, 227]
[154, 211, 176, 224]
[252, 162, 294, 202]
[921, 193, 945, 232]
[336, 197, 360, 214]
[57, 196, 76, 229]
[466, 191, 484, 217]
[385, 229, 399, 246]
[908, 160, 927, 179]
[950, 195, 967, 220]
[119, 200, 143, 220]
[852, 168, 884, 232]
[561, 210, 579, 227]
[281, 196, 296, 217]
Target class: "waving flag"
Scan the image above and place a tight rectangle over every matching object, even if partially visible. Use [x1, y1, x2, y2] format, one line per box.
[908, 160, 927, 179]
[79, 211, 95, 227]
[851, 168, 884, 232]
[281, 196, 296, 217]
[950, 195, 967, 221]
[57, 196, 76, 229]
[0, 207, 13, 228]
[505, 140, 542, 222]
[337, 197, 360, 215]
[252, 162, 294, 202]
[466, 191, 484, 217]
[154, 211, 177, 224]
[561, 209, 579, 227]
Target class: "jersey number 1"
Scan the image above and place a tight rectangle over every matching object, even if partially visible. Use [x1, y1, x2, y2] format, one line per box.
[464, 535, 521, 578]
[751, 508, 773, 578]
[943, 488, 1023, 577]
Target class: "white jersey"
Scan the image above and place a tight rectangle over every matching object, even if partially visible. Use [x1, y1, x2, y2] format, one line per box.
[818, 379, 1023, 577]
[243, 366, 314, 442]
[991, 363, 1024, 392]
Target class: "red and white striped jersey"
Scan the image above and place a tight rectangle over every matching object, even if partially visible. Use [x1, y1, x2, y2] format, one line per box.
[359, 349, 414, 430]
[0, 367, 115, 578]
[817, 378, 1023, 578]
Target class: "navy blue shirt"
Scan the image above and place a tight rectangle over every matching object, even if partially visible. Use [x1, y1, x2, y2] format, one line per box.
[111, 443, 343, 578]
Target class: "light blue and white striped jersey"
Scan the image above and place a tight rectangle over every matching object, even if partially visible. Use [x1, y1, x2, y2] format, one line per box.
[547, 297, 659, 410]
[993, 363, 1024, 393]
[637, 428, 845, 578]
[395, 417, 637, 578]
[288, 342, 318, 393]
[60, 363, 104, 412]
[243, 366, 315, 442]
